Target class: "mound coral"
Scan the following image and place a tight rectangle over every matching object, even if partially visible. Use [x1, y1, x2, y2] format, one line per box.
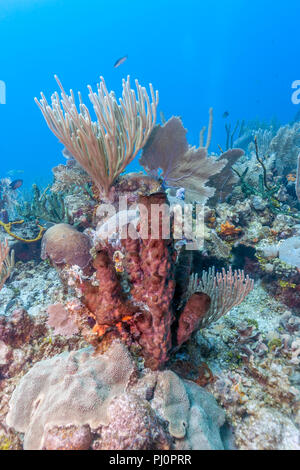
[6, 341, 226, 450]
[41, 223, 92, 270]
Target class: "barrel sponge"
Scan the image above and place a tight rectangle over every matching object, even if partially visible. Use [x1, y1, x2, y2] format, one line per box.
[278, 236, 300, 268]
[41, 223, 92, 269]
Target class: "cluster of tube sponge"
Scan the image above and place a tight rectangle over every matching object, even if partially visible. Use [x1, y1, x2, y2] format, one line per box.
[42, 192, 253, 370]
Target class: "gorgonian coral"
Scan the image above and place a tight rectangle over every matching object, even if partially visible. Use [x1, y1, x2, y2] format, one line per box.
[35, 75, 158, 198]
[139, 116, 228, 204]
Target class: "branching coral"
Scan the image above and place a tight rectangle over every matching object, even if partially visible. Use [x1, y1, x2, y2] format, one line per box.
[35, 75, 159, 197]
[17, 183, 71, 224]
[0, 239, 14, 291]
[233, 136, 299, 218]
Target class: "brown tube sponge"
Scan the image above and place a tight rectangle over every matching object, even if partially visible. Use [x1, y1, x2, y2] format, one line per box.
[177, 292, 211, 347]
[123, 192, 176, 369]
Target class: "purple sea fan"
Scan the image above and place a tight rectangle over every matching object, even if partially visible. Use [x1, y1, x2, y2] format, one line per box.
[139, 117, 227, 204]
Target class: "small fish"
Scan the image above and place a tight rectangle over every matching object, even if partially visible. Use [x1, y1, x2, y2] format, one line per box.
[5, 298, 17, 314]
[222, 111, 229, 119]
[9, 179, 23, 190]
[114, 55, 128, 68]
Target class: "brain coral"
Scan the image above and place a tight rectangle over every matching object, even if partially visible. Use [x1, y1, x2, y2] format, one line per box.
[41, 223, 92, 269]
[278, 236, 300, 268]
[6, 342, 226, 450]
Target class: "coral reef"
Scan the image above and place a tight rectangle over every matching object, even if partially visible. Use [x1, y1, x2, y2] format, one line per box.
[6, 341, 226, 450]
[43, 190, 254, 371]
[2, 77, 300, 451]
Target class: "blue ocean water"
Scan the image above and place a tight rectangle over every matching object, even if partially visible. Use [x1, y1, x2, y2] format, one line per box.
[0, 0, 299, 189]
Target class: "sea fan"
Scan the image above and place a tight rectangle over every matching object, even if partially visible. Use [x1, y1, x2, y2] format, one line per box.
[140, 117, 227, 204]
